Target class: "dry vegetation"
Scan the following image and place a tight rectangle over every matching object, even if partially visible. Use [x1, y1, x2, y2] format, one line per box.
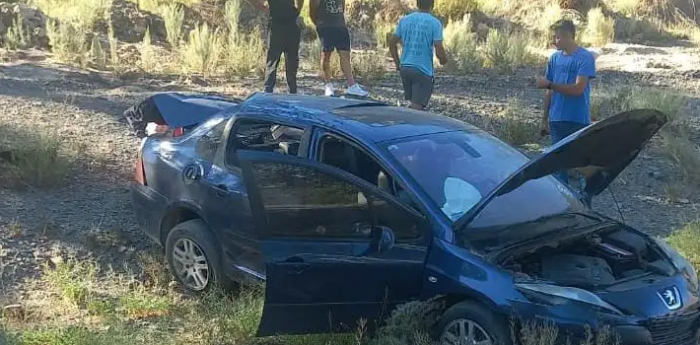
[1, 0, 700, 344]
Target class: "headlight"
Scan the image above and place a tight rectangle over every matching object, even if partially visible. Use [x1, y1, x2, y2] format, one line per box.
[654, 237, 699, 290]
[516, 283, 623, 315]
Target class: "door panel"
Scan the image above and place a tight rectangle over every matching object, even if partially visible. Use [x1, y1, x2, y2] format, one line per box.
[237, 151, 430, 337]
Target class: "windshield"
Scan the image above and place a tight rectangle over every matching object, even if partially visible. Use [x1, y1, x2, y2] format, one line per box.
[385, 130, 585, 227]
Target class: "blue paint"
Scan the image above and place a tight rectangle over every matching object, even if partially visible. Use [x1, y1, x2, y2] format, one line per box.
[130, 93, 693, 344]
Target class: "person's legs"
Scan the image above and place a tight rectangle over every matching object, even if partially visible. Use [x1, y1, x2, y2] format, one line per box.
[317, 26, 337, 96]
[283, 25, 301, 94]
[399, 67, 414, 107]
[335, 26, 368, 97]
[263, 26, 285, 93]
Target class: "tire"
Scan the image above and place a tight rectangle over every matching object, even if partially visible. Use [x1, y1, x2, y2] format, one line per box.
[436, 300, 513, 345]
[165, 219, 234, 293]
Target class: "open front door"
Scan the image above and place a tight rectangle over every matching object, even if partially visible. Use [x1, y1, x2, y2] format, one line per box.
[237, 151, 431, 337]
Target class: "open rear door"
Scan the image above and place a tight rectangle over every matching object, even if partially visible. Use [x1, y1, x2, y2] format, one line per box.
[236, 151, 431, 337]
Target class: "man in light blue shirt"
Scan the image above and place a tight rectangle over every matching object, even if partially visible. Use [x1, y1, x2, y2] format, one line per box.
[537, 19, 596, 184]
[388, 0, 447, 110]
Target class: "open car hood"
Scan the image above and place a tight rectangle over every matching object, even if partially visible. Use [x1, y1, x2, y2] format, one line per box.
[151, 93, 240, 128]
[457, 108, 668, 227]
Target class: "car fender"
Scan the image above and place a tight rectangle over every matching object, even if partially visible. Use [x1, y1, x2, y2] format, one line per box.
[159, 200, 213, 244]
[422, 238, 527, 315]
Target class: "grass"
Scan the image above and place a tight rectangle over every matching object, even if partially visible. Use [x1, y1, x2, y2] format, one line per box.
[29, 0, 111, 31]
[495, 97, 541, 146]
[162, 3, 185, 48]
[443, 14, 481, 74]
[0, 125, 80, 190]
[582, 7, 616, 47]
[666, 221, 700, 271]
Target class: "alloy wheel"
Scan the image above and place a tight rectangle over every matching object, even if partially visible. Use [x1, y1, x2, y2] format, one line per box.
[171, 238, 210, 291]
[440, 318, 495, 345]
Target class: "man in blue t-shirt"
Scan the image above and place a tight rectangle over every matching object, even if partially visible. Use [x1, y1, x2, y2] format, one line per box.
[537, 19, 596, 184]
[388, 0, 447, 110]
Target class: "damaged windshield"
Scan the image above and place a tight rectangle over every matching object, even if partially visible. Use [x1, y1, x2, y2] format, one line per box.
[385, 130, 585, 233]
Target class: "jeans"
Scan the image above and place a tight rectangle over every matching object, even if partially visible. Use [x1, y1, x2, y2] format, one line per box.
[549, 120, 588, 184]
[264, 22, 301, 94]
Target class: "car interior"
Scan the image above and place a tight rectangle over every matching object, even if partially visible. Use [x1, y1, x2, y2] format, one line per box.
[318, 136, 414, 208]
[234, 121, 304, 156]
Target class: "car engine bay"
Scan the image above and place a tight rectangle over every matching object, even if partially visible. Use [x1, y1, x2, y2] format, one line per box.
[502, 227, 675, 288]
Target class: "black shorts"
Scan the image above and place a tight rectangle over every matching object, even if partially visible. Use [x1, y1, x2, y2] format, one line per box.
[400, 66, 434, 107]
[316, 26, 351, 52]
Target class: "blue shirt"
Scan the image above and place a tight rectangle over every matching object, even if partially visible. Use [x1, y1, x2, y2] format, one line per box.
[545, 47, 596, 124]
[394, 12, 443, 77]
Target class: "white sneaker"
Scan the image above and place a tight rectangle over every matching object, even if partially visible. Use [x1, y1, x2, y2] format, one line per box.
[346, 83, 369, 98]
[324, 82, 335, 97]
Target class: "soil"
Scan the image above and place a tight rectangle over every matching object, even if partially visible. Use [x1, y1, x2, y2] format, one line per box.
[0, 41, 699, 302]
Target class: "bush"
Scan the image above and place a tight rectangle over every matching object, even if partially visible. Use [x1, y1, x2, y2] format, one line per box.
[444, 14, 481, 74]
[46, 19, 89, 67]
[161, 3, 185, 48]
[434, 0, 479, 22]
[666, 222, 700, 271]
[180, 23, 223, 77]
[582, 7, 615, 46]
[495, 97, 541, 146]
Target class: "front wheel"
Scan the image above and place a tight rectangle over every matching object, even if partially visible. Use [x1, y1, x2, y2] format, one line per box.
[436, 300, 513, 345]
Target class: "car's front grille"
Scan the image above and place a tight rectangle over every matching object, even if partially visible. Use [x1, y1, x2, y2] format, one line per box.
[644, 310, 699, 345]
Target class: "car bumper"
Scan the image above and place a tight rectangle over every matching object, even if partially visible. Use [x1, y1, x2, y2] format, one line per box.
[130, 182, 167, 245]
[509, 299, 700, 345]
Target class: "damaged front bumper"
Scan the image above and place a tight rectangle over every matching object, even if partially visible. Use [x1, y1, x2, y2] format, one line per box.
[507, 275, 700, 345]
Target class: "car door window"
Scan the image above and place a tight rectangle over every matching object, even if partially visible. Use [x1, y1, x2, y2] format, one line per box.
[251, 161, 373, 239]
[371, 198, 422, 241]
[318, 135, 414, 208]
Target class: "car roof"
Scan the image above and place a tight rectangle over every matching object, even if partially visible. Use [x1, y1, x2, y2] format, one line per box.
[237, 92, 479, 143]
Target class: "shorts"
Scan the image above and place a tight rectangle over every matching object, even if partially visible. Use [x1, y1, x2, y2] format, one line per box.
[400, 66, 434, 107]
[316, 26, 351, 52]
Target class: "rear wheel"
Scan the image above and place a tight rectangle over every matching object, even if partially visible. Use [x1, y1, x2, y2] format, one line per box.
[436, 300, 512, 345]
[165, 219, 233, 293]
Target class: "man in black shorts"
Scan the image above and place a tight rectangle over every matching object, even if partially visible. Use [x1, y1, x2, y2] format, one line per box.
[388, 0, 447, 110]
[309, 0, 369, 98]
[260, 0, 304, 94]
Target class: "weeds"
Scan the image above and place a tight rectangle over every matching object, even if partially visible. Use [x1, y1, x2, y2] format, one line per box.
[3, 13, 29, 50]
[31, 0, 111, 31]
[666, 221, 700, 271]
[444, 14, 481, 74]
[161, 3, 185, 49]
[434, 0, 479, 22]
[46, 19, 89, 67]
[43, 258, 97, 308]
[180, 23, 222, 77]
[496, 97, 541, 146]
[582, 7, 615, 47]
[352, 50, 387, 85]
[140, 27, 156, 73]
[481, 29, 535, 72]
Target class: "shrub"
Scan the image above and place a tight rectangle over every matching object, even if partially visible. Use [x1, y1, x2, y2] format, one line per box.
[582, 7, 615, 46]
[496, 97, 541, 146]
[434, 0, 479, 22]
[3, 13, 29, 50]
[482, 28, 536, 73]
[666, 222, 700, 271]
[351, 50, 387, 84]
[444, 14, 481, 74]
[180, 23, 223, 77]
[161, 3, 185, 48]
[46, 19, 89, 67]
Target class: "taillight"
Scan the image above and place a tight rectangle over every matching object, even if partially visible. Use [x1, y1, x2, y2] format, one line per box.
[145, 122, 183, 137]
[135, 140, 147, 185]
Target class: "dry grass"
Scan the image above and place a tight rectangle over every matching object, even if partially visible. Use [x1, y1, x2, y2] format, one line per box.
[0, 126, 81, 190]
[45, 19, 90, 67]
[161, 3, 186, 48]
[666, 221, 700, 271]
[582, 7, 616, 46]
[434, 0, 479, 22]
[495, 97, 541, 146]
[180, 23, 222, 77]
[444, 14, 481, 74]
[30, 0, 111, 31]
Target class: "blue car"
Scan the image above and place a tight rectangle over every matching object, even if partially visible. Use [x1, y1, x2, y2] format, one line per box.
[130, 92, 699, 345]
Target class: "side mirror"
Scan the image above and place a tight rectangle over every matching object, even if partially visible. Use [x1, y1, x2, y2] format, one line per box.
[374, 226, 396, 254]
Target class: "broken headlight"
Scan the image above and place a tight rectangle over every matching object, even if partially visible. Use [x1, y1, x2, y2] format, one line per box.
[653, 237, 699, 291]
[515, 283, 623, 315]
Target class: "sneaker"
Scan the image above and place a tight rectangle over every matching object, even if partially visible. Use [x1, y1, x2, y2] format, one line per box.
[324, 82, 335, 97]
[346, 83, 369, 98]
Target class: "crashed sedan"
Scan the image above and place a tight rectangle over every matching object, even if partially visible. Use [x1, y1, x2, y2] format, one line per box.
[129, 92, 698, 345]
